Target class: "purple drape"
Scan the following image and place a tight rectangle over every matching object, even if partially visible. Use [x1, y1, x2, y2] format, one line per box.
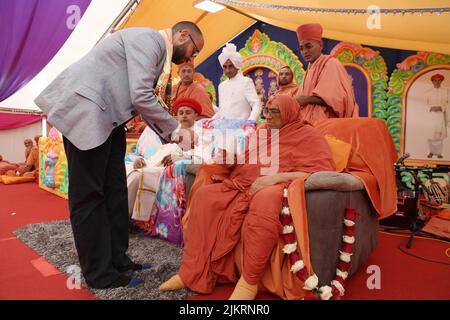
[0, 0, 92, 102]
[0, 112, 43, 130]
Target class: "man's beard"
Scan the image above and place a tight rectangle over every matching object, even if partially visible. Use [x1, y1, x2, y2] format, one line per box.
[172, 42, 189, 65]
[279, 79, 291, 86]
[181, 78, 194, 85]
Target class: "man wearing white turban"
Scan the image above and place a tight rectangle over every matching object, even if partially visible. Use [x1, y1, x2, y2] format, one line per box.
[214, 43, 262, 121]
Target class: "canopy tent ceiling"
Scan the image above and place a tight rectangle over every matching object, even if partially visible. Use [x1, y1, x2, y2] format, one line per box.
[119, 0, 450, 66]
[2, 0, 449, 111]
[116, 0, 256, 66]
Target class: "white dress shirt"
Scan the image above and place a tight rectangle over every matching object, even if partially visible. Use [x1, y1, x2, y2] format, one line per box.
[215, 72, 262, 121]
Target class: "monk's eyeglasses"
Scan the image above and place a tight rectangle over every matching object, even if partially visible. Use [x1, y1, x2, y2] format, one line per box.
[188, 34, 200, 58]
[263, 108, 281, 117]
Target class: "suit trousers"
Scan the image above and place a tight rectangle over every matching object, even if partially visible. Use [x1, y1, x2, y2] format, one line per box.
[63, 126, 133, 288]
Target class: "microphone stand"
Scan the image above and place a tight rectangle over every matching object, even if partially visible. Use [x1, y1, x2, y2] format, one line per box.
[394, 163, 430, 249]
[403, 170, 426, 248]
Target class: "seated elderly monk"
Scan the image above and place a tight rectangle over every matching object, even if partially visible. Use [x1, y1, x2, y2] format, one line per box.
[171, 116, 397, 300]
[127, 98, 202, 221]
[159, 95, 335, 298]
[6, 137, 40, 177]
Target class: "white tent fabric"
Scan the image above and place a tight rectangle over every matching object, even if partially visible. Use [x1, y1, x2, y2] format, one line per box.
[0, 0, 131, 163]
[0, 0, 131, 112]
[0, 123, 42, 163]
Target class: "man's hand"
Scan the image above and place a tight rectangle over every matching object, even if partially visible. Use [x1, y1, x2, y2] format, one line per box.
[133, 158, 146, 169]
[249, 175, 280, 195]
[295, 94, 328, 107]
[175, 128, 195, 151]
[213, 148, 237, 169]
[430, 106, 442, 112]
[211, 174, 226, 183]
[295, 95, 310, 106]
[161, 154, 173, 167]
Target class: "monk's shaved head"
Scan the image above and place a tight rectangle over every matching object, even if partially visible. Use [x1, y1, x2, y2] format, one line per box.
[299, 40, 323, 63]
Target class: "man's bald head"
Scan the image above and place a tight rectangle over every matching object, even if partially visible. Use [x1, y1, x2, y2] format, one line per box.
[171, 21, 204, 64]
[24, 139, 33, 147]
[172, 21, 203, 38]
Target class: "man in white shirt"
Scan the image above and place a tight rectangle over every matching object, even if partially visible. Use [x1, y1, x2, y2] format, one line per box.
[214, 43, 262, 121]
[426, 73, 449, 159]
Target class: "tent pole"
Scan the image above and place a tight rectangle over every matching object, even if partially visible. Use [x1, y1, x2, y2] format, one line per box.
[96, 0, 141, 44]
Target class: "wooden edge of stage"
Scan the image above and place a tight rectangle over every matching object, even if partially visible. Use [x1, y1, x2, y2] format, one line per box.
[38, 183, 68, 199]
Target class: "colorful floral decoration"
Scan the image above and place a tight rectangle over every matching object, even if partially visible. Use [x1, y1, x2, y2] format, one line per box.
[38, 127, 68, 199]
[280, 185, 358, 300]
[193, 72, 217, 105]
[398, 168, 450, 191]
[387, 52, 450, 152]
[220, 29, 305, 84]
[171, 72, 217, 105]
[330, 42, 389, 122]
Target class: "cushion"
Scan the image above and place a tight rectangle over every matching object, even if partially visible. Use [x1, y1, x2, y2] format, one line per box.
[0, 163, 18, 175]
[305, 171, 364, 192]
[0, 175, 36, 185]
[324, 134, 351, 172]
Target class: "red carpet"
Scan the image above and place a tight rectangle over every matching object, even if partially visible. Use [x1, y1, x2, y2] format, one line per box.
[186, 230, 450, 300]
[0, 183, 95, 300]
[1, 183, 449, 300]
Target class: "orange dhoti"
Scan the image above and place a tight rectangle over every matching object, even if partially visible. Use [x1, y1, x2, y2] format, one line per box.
[179, 182, 285, 294]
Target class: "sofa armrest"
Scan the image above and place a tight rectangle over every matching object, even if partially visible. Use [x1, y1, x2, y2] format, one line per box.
[306, 189, 378, 285]
[305, 171, 365, 192]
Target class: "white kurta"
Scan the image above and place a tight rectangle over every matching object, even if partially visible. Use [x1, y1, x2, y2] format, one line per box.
[426, 86, 449, 140]
[127, 143, 180, 221]
[426, 86, 449, 156]
[215, 72, 262, 121]
[126, 124, 201, 221]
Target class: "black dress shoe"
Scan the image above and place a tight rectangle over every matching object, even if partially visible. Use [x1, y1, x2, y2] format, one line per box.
[105, 274, 132, 288]
[117, 262, 152, 272]
[105, 275, 144, 288]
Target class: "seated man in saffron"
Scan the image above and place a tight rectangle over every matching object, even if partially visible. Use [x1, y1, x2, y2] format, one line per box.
[7, 137, 40, 177]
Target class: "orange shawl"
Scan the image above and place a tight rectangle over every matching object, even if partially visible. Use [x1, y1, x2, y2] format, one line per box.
[315, 118, 398, 218]
[274, 83, 299, 98]
[171, 82, 215, 118]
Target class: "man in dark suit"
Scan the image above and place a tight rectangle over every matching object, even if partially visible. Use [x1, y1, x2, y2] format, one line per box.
[34, 21, 204, 289]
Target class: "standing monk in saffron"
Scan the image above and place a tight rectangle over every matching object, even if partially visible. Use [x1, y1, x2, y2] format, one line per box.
[171, 61, 215, 119]
[295, 23, 359, 124]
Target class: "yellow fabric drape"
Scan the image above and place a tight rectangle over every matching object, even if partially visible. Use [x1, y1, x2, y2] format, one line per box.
[118, 0, 450, 62]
